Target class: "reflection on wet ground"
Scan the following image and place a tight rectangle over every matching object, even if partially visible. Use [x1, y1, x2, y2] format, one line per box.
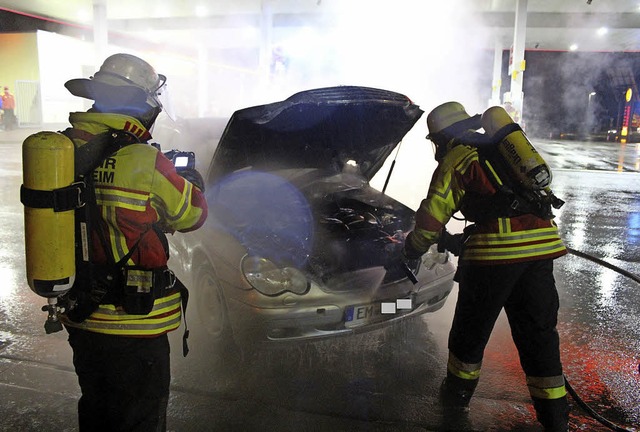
[537, 139, 640, 173]
[169, 318, 453, 431]
[550, 164, 640, 431]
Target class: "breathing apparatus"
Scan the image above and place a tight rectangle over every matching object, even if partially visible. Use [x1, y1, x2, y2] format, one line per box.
[20, 132, 81, 333]
[426, 102, 565, 221]
[480, 105, 564, 214]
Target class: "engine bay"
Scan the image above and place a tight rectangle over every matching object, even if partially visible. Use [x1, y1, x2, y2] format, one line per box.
[307, 188, 416, 286]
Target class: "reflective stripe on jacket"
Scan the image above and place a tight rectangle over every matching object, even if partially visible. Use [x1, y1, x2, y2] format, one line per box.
[407, 143, 567, 264]
[62, 112, 208, 336]
[70, 292, 183, 336]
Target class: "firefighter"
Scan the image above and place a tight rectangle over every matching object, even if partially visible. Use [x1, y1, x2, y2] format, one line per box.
[402, 101, 569, 431]
[58, 53, 208, 431]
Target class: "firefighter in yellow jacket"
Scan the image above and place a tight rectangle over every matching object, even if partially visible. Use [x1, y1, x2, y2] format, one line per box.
[59, 54, 208, 431]
[403, 102, 569, 432]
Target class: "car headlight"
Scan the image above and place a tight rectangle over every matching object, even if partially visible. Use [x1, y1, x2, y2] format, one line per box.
[241, 255, 309, 296]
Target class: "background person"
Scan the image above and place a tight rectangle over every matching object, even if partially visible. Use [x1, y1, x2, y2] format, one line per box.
[2, 86, 17, 130]
[403, 101, 569, 432]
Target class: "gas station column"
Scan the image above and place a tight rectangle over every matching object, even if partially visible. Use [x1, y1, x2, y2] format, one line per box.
[489, 38, 503, 107]
[93, 0, 108, 67]
[507, 0, 527, 121]
[259, 0, 274, 85]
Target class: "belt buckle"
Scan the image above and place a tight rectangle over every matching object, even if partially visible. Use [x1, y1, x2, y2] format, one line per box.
[72, 181, 86, 208]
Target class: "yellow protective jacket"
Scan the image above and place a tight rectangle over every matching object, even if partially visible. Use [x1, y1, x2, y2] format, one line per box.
[62, 112, 208, 336]
[406, 143, 566, 264]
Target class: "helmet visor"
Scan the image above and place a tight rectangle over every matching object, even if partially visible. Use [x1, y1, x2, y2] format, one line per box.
[154, 75, 175, 121]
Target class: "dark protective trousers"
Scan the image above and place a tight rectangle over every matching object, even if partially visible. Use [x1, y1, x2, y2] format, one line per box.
[449, 259, 568, 430]
[450, 258, 563, 378]
[67, 328, 171, 432]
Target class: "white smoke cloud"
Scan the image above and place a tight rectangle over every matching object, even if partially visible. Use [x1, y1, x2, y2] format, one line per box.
[38, 1, 497, 208]
[139, 0, 495, 119]
[144, 0, 497, 208]
[267, 0, 495, 113]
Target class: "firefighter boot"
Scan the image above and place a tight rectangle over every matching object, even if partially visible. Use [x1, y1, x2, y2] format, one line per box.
[439, 372, 479, 412]
[532, 396, 569, 432]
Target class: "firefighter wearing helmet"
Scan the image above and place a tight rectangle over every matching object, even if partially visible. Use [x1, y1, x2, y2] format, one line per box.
[403, 101, 569, 431]
[24, 53, 208, 431]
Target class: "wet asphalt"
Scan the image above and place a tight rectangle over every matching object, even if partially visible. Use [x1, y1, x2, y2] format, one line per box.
[1, 127, 638, 432]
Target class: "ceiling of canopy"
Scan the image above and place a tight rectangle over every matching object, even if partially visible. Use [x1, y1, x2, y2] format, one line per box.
[1, 0, 639, 53]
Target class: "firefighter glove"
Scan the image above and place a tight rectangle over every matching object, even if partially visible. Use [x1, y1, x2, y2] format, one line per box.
[438, 229, 463, 256]
[402, 233, 424, 260]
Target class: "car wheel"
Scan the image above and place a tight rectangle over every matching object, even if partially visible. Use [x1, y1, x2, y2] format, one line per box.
[194, 263, 233, 341]
[174, 263, 244, 394]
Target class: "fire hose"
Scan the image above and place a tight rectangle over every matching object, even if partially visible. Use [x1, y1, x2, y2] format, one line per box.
[564, 247, 637, 432]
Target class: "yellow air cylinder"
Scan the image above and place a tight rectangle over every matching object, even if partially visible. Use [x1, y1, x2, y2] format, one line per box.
[22, 131, 76, 298]
[481, 106, 552, 190]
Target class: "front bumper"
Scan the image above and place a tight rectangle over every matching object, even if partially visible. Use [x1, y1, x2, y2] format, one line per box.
[226, 268, 455, 343]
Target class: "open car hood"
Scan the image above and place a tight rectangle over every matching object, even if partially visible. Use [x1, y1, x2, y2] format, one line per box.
[208, 86, 424, 183]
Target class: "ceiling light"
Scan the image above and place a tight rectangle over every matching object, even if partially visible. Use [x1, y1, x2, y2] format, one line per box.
[154, 6, 169, 17]
[76, 10, 91, 23]
[597, 27, 608, 36]
[569, 44, 578, 51]
[195, 5, 208, 17]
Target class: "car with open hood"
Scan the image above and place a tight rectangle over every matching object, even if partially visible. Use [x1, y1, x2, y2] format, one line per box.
[166, 86, 456, 345]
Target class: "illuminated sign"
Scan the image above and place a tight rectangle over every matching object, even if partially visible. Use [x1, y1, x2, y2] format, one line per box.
[622, 105, 631, 136]
[626, 88, 633, 102]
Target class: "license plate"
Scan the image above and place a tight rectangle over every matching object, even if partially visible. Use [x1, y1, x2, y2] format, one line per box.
[345, 297, 414, 328]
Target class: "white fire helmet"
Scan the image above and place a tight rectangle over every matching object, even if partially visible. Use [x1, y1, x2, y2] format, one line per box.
[426, 101, 475, 160]
[65, 53, 168, 116]
[426, 102, 472, 136]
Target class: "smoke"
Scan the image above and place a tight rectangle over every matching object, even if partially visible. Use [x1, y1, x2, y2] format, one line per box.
[141, 0, 494, 119]
[137, 0, 640, 143]
[272, 0, 493, 112]
[29, 0, 501, 209]
[326, 0, 492, 113]
[136, 0, 497, 208]
[522, 51, 640, 138]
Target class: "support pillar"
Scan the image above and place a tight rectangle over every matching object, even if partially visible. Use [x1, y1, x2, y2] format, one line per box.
[259, 0, 274, 85]
[93, 0, 108, 66]
[197, 44, 209, 117]
[489, 39, 503, 107]
[507, 0, 527, 122]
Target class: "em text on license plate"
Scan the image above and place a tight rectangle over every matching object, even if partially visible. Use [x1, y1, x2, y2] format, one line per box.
[345, 302, 382, 328]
